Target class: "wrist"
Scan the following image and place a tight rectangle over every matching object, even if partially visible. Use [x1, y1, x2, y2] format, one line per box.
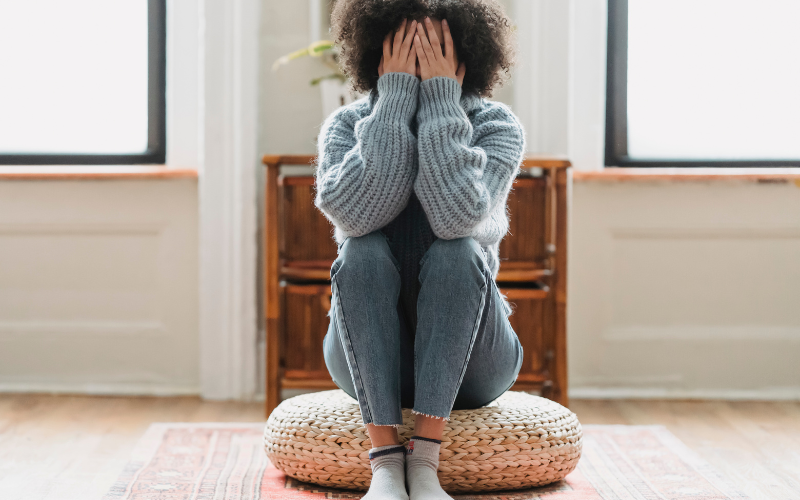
[375, 72, 420, 123]
[417, 76, 463, 122]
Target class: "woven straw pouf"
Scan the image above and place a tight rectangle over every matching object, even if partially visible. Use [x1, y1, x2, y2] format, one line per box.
[264, 389, 582, 492]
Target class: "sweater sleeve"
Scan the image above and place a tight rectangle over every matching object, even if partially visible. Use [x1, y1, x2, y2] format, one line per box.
[314, 72, 420, 237]
[413, 76, 525, 240]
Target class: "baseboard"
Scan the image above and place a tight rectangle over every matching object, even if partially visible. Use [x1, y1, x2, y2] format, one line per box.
[569, 386, 800, 401]
[0, 381, 200, 397]
[7, 383, 798, 401]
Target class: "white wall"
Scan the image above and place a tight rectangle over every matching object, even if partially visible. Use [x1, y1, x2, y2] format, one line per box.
[0, 179, 199, 394]
[0, 0, 206, 398]
[259, 0, 326, 155]
[0, 0, 239, 399]
[559, 0, 800, 399]
[570, 180, 800, 398]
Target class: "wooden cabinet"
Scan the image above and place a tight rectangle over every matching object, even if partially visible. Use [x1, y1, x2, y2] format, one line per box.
[263, 154, 570, 415]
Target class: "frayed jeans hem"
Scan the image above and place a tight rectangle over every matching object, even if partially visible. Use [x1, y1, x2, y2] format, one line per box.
[411, 409, 450, 421]
[364, 423, 403, 435]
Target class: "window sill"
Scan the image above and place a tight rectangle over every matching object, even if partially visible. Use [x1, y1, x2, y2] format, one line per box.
[0, 165, 198, 180]
[573, 168, 800, 183]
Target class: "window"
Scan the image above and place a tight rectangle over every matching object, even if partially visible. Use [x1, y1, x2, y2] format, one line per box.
[606, 0, 800, 167]
[0, 0, 166, 165]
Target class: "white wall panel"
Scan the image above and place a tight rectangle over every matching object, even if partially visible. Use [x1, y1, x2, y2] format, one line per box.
[569, 180, 800, 399]
[0, 180, 199, 395]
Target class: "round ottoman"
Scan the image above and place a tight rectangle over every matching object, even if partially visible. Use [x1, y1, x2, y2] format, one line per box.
[264, 390, 582, 493]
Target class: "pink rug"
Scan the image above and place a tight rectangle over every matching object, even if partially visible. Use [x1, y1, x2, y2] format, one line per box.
[103, 423, 749, 500]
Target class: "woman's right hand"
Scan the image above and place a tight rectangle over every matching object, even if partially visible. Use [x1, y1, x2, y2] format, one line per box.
[378, 19, 418, 78]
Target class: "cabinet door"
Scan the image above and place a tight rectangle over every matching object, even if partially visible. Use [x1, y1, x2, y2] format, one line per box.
[502, 287, 551, 391]
[280, 177, 337, 263]
[281, 284, 334, 385]
[499, 177, 549, 264]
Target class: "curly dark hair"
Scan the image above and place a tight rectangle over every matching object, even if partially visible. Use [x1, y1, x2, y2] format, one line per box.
[330, 0, 516, 97]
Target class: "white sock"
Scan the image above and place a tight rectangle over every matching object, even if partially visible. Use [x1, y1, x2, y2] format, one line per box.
[405, 437, 452, 500]
[363, 444, 409, 500]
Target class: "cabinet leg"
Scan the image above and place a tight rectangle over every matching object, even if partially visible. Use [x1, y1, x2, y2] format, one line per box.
[266, 317, 281, 417]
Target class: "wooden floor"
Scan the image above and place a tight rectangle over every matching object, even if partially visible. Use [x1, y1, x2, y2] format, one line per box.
[0, 395, 798, 500]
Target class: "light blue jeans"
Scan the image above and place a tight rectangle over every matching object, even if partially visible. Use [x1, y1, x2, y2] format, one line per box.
[323, 230, 523, 426]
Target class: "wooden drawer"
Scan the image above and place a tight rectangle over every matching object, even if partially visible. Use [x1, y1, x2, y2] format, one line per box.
[502, 286, 552, 392]
[279, 177, 338, 264]
[281, 282, 554, 393]
[499, 177, 549, 265]
[280, 283, 336, 389]
[280, 175, 551, 282]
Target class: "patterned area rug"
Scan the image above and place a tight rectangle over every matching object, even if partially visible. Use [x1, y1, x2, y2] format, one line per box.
[103, 423, 749, 500]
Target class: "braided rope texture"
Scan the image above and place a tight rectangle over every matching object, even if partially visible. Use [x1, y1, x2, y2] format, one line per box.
[264, 390, 582, 493]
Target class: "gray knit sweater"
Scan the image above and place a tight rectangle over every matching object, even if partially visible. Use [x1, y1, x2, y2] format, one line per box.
[315, 72, 525, 317]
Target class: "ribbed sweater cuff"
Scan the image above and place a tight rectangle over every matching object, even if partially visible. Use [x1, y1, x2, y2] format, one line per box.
[418, 76, 464, 122]
[374, 72, 420, 123]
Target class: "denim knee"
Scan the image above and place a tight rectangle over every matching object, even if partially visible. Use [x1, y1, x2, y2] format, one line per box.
[333, 230, 400, 281]
[420, 237, 488, 281]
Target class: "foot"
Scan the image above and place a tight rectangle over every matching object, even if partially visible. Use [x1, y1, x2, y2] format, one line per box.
[363, 445, 409, 500]
[405, 437, 452, 500]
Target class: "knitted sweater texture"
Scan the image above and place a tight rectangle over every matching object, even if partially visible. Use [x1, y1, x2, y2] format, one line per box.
[315, 72, 525, 317]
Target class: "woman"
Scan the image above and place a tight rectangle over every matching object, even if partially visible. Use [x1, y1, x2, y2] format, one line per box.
[315, 1, 525, 499]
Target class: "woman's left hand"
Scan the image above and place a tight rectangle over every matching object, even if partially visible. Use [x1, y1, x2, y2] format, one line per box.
[414, 17, 466, 86]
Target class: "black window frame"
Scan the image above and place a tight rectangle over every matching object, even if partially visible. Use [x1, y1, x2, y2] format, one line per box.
[0, 0, 166, 165]
[605, 0, 800, 168]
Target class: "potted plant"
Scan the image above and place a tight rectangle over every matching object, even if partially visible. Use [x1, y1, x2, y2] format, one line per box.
[273, 40, 365, 120]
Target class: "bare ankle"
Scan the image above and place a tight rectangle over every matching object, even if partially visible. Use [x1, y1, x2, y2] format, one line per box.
[366, 423, 400, 447]
[413, 413, 447, 441]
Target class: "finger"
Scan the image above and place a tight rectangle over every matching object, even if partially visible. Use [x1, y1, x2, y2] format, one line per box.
[400, 19, 416, 59]
[442, 19, 454, 63]
[405, 50, 417, 75]
[425, 17, 444, 60]
[378, 55, 384, 76]
[393, 19, 406, 55]
[416, 22, 436, 62]
[383, 33, 392, 60]
[407, 48, 417, 73]
[414, 34, 429, 71]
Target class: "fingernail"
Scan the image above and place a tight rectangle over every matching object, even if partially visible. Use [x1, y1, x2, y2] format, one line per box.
[443, 19, 448, 26]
